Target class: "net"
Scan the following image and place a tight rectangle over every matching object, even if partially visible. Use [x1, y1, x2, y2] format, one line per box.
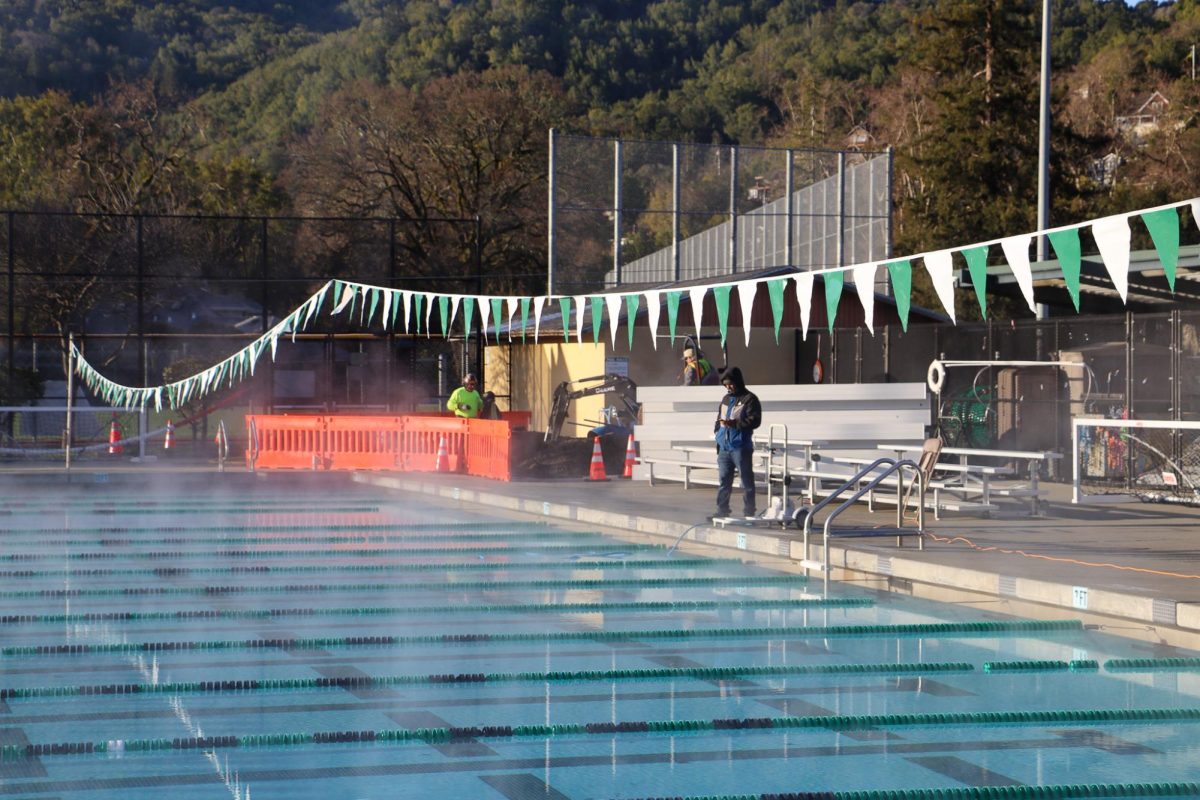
[0, 406, 155, 460]
[1073, 418, 1200, 505]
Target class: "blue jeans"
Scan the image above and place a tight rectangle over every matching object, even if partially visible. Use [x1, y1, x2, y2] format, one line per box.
[716, 447, 756, 516]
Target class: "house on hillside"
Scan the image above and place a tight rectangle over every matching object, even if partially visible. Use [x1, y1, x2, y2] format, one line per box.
[1116, 90, 1177, 144]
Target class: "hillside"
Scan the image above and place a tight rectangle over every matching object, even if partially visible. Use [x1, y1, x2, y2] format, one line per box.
[1, 0, 1198, 299]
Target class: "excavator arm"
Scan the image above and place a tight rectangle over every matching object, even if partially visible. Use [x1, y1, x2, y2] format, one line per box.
[544, 374, 639, 442]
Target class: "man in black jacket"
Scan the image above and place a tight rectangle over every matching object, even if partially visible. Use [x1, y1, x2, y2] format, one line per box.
[713, 366, 762, 518]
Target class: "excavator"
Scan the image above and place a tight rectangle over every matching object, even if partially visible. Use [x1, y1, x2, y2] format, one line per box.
[543, 374, 640, 443]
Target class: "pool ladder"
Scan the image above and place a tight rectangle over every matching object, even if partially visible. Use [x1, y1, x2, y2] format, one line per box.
[801, 457, 926, 594]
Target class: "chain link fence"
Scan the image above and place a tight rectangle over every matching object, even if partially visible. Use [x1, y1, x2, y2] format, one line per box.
[549, 133, 892, 293]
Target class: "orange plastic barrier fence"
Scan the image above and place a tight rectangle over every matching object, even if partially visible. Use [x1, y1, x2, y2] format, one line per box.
[245, 414, 517, 480]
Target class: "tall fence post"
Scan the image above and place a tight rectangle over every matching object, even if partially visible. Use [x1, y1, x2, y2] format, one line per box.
[672, 143, 681, 282]
[136, 215, 145, 386]
[729, 145, 739, 274]
[613, 139, 623, 287]
[6, 211, 14, 401]
[547, 127, 556, 296]
[784, 149, 795, 268]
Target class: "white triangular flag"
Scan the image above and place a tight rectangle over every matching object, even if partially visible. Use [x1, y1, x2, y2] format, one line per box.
[424, 292, 434, 338]
[644, 290, 661, 349]
[478, 296, 491, 339]
[922, 250, 957, 323]
[737, 280, 758, 347]
[381, 288, 392, 331]
[332, 282, 354, 315]
[401, 291, 412, 333]
[573, 294, 587, 343]
[852, 262, 879, 334]
[688, 287, 707, 342]
[1000, 235, 1036, 312]
[795, 272, 814, 340]
[505, 297, 519, 342]
[448, 295, 461, 339]
[1092, 213, 1132, 304]
[1191, 199, 1200, 234]
[533, 296, 546, 343]
[606, 293, 623, 348]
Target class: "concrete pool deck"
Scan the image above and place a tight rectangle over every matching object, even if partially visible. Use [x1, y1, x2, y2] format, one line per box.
[6, 462, 1200, 650]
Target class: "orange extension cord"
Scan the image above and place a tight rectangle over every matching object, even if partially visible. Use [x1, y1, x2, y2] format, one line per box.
[923, 530, 1200, 581]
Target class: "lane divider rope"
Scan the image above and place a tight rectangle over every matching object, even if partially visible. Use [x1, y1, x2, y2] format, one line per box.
[1, 620, 1083, 658]
[0, 574, 811, 599]
[0, 596, 872, 625]
[10, 706, 1200, 766]
[0, 557, 740, 582]
[0, 660, 977, 700]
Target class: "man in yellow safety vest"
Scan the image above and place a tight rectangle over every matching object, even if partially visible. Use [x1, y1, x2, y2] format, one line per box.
[447, 373, 482, 418]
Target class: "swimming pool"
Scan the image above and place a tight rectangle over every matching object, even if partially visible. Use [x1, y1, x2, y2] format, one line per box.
[2, 480, 1200, 799]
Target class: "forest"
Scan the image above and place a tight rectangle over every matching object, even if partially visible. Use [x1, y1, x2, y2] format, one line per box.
[1, 0, 1198, 314]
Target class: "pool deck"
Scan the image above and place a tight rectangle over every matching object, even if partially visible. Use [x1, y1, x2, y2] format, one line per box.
[7, 462, 1200, 649]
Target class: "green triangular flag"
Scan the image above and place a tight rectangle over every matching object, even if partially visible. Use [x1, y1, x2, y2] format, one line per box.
[1141, 207, 1179, 293]
[389, 290, 400, 329]
[666, 291, 682, 345]
[366, 288, 380, 327]
[624, 294, 640, 349]
[558, 297, 572, 342]
[886, 260, 911, 332]
[519, 297, 530, 342]
[438, 296, 450, 337]
[463, 297, 475, 337]
[961, 245, 990, 318]
[1047, 228, 1082, 312]
[590, 296, 604, 344]
[823, 271, 844, 333]
[413, 294, 425, 334]
[767, 279, 785, 344]
[713, 285, 732, 348]
[347, 286, 358, 320]
[490, 298, 503, 342]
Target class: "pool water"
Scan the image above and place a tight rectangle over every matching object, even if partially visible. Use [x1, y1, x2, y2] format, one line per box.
[1, 483, 1200, 799]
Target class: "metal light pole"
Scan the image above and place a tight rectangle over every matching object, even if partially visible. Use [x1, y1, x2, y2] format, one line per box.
[1036, 0, 1052, 320]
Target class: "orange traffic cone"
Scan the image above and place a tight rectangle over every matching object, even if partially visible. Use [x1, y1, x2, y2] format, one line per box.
[108, 415, 123, 455]
[435, 435, 450, 473]
[588, 437, 608, 481]
[622, 432, 638, 479]
[163, 420, 174, 450]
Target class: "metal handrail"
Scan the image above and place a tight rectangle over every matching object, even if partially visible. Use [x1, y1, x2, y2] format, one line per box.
[801, 457, 926, 593]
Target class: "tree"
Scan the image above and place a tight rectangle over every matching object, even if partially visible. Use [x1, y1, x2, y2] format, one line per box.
[0, 82, 278, 382]
[283, 66, 572, 295]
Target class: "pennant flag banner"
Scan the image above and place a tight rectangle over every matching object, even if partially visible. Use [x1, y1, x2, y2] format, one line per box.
[590, 296, 604, 344]
[961, 245, 989, 318]
[68, 197, 1198, 413]
[852, 263, 878, 334]
[1000, 235, 1035, 312]
[796, 272, 814, 339]
[1047, 228, 1082, 311]
[767, 279, 785, 344]
[887, 259, 912, 332]
[823, 270, 843, 333]
[644, 290, 661, 348]
[1092, 214, 1132, 303]
[666, 291, 682, 344]
[737, 281, 758, 347]
[1141, 208, 1179, 293]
